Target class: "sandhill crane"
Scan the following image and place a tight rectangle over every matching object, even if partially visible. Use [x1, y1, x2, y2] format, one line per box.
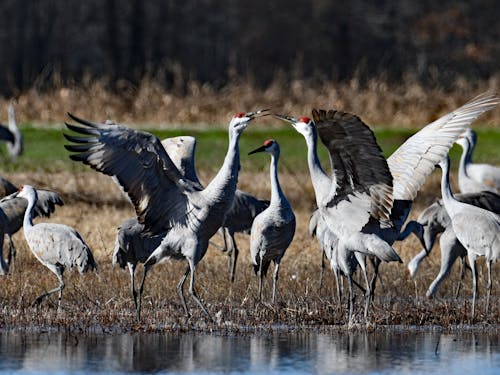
[0, 188, 64, 273]
[437, 156, 500, 319]
[0, 103, 23, 160]
[399, 191, 500, 298]
[275, 92, 499, 320]
[17, 185, 97, 309]
[456, 129, 500, 193]
[65, 110, 269, 320]
[248, 139, 295, 303]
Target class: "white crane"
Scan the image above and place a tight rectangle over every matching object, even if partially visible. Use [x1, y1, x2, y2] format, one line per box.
[0, 103, 23, 160]
[437, 156, 500, 319]
[248, 139, 295, 303]
[275, 92, 499, 320]
[456, 129, 500, 193]
[399, 191, 500, 298]
[0, 188, 64, 274]
[17, 185, 97, 309]
[65, 110, 269, 320]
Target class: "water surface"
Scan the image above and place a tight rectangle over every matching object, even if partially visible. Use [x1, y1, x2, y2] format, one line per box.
[0, 330, 498, 374]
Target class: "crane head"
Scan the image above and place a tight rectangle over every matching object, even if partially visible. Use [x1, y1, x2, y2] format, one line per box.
[274, 113, 315, 137]
[229, 109, 270, 133]
[248, 139, 279, 156]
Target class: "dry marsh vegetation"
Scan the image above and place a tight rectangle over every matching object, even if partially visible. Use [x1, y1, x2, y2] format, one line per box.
[0, 170, 498, 333]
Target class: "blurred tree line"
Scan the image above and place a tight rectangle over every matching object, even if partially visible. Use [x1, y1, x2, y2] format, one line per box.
[0, 0, 498, 96]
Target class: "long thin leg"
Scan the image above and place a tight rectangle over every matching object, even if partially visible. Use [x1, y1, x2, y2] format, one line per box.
[455, 256, 467, 299]
[228, 231, 239, 283]
[258, 255, 264, 302]
[486, 259, 492, 316]
[177, 266, 190, 318]
[127, 263, 138, 310]
[319, 251, 326, 292]
[33, 268, 65, 309]
[332, 267, 342, 304]
[347, 274, 354, 325]
[272, 262, 280, 304]
[467, 253, 477, 320]
[187, 259, 211, 319]
[354, 253, 371, 319]
[136, 264, 150, 321]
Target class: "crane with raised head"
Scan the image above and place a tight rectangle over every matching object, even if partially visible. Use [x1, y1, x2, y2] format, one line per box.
[456, 129, 500, 194]
[17, 185, 96, 309]
[437, 156, 500, 319]
[275, 92, 499, 322]
[248, 139, 295, 303]
[65, 110, 269, 320]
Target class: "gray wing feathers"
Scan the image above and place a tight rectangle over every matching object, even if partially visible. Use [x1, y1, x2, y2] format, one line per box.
[223, 190, 269, 233]
[313, 109, 394, 227]
[388, 92, 499, 201]
[32, 189, 64, 218]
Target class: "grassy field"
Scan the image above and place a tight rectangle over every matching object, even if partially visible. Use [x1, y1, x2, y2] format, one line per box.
[0, 124, 499, 332]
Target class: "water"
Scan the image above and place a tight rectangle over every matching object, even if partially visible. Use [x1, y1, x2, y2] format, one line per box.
[0, 330, 498, 374]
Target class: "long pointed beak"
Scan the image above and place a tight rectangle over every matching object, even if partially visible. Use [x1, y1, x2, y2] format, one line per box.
[274, 113, 297, 124]
[248, 145, 267, 155]
[247, 109, 271, 119]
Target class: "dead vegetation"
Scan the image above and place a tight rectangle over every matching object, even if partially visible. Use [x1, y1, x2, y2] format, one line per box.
[0, 170, 498, 332]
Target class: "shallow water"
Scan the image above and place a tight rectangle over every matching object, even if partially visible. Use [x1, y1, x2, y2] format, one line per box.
[0, 330, 498, 374]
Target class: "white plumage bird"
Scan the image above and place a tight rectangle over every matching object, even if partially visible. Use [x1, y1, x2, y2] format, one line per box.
[17, 185, 97, 309]
[248, 139, 296, 303]
[438, 156, 500, 319]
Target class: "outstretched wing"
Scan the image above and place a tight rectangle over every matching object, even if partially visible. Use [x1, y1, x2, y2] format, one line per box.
[313, 109, 394, 230]
[64, 114, 199, 233]
[388, 92, 499, 201]
[161, 136, 203, 187]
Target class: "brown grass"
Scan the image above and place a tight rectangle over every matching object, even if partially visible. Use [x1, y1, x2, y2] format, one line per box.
[1, 76, 499, 128]
[0, 170, 498, 332]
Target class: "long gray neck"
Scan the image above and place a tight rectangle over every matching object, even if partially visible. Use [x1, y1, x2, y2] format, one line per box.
[440, 159, 456, 211]
[459, 139, 473, 178]
[203, 130, 240, 202]
[269, 150, 285, 206]
[23, 194, 36, 228]
[305, 128, 333, 205]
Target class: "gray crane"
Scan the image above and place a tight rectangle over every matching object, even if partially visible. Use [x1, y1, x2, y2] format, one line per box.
[0, 188, 64, 274]
[456, 129, 500, 193]
[437, 156, 500, 319]
[248, 139, 295, 303]
[65, 110, 269, 320]
[0, 103, 23, 160]
[275, 92, 499, 321]
[0, 176, 17, 199]
[399, 191, 500, 298]
[17, 185, 97, 309]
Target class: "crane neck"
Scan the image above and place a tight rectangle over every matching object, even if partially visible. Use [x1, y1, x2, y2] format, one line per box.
[440, 159, 457, 212]
[22, 192, 36, 229]
[458, 139, 473, 178]
[269, 150, 285, 206]
[305, 127, 333, 206]
[203, 129, 241, 203]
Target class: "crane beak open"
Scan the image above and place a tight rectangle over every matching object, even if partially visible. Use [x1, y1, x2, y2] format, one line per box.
[248, 145, 267, 155]
[246, 109, 271, 120]
[274, 113, 297, 125]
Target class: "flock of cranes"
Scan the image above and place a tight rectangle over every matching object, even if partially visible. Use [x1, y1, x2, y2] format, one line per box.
[1, 92, 499, 325]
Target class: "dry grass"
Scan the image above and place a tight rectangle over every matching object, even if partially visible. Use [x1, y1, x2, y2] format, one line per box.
[1, 76, 499, 129]
[0, 170, 498, 333]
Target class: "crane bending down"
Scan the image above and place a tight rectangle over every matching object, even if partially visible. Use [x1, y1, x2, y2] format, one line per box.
[65, 110, 269, 320]
[275, 92, 499, 320]
[456, 129, 500, 193]
[437, 156, 500, 319]
[248, 139, 295, 303]
[0, 103, 23, 160]
[17, 185, 97, 309]
[0, 188, 64, 274]
[398, 191, 500, 298]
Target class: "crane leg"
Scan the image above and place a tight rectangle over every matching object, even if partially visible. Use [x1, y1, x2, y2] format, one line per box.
[136, 264, 150, 322]
[228, 231, 239, 283]
[272, 262, 280, 304]
[187, 259, 211, 320]
[467, 253, 477, 321]
[258, 256, 264, 303]
[347, 274, 354, 326]
[319, 251, 326, 292]
[485, 259, 492, 317]
[455, 256, 467, 299]
[332, 267, 342, 305]
[177, 266, 190, 319]
[128, 263, 138, 311]
[33, 268, 65, 310]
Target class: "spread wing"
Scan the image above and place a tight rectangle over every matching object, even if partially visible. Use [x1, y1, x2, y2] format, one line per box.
[161, 136, 203, 187]
[388, 92, 499, 201]
[64, 114, 200, 233]
[313, 109, 394, 230]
